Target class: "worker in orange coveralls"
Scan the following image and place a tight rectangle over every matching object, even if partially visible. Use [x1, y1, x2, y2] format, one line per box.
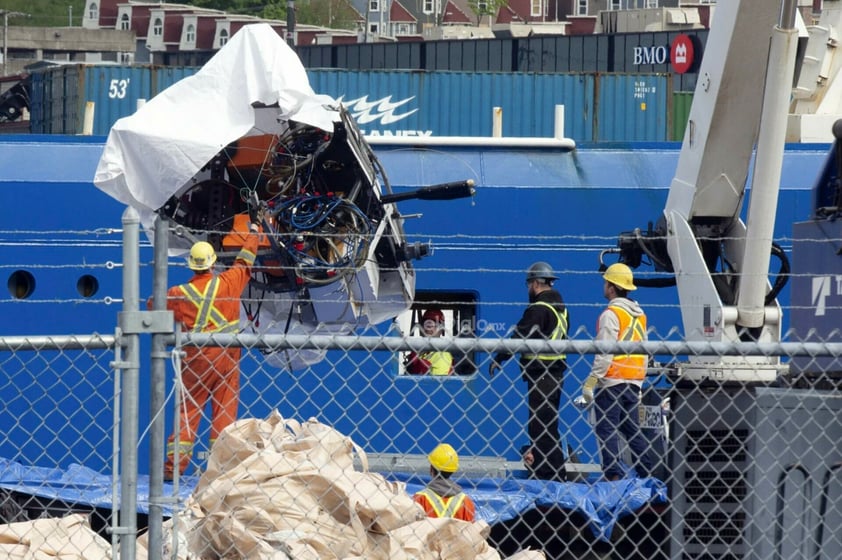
[157, 210, 263, 480]
[413, 443, 476, 522]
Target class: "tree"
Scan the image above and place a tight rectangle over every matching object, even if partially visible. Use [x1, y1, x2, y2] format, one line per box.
[297, 0, 361, 30]
[467, 0, 507, 26]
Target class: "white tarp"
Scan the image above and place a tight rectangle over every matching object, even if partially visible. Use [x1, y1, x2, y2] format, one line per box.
[93, 23, 337, 213]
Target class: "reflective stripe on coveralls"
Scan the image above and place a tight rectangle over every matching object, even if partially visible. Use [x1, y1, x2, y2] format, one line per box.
[166, 440, 193, 457]
[522, 301, 568, 360]
[605, 304, 647, 381]
[178, 277, 240, 333]
[415, 489, 469, 518]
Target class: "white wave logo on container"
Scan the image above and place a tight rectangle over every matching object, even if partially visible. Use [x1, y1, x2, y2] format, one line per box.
[338, 95, 432, 136]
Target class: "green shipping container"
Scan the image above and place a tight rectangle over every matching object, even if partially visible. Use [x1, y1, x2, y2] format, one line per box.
[672, 91, 693, 142]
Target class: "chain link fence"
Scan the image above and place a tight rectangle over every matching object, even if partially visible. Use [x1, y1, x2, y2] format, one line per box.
[0, 209, 840, 560]
[2, 324, 842, 559]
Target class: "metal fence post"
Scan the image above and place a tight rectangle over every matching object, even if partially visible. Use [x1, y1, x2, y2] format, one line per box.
[118, 206, 140, 560]
[147, 215, 171, 559]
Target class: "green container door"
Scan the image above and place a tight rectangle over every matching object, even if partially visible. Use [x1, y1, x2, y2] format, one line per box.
[672, 91, 693, 142]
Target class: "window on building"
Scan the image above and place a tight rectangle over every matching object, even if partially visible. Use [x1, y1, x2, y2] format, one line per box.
[423, 0, 434, 15]
[478, 1, 488, 13]
[369, 22, 379, 34]
[608, 0, 621, 10]
[119, 14, 130, 30]
[531, 0, 541, 17]
[396, 291, 479, 377]
[395, 23, 412, 35]
[645, 0, 658, 7]
[577, 0, 588, 16]
[185, 24, 195, 43]
[153, 18, 163, 36]
[219, 28, 229, 47]
[88, 2, 98, 20]
[370, 0, 379, 12]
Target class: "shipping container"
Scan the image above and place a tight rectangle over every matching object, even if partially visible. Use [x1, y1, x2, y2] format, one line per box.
[598, 30, 703, 92]
[309, 70, 669, 142]
[27, 64, 672, 142]
[153, 66, 201, 96]
[672, 91, 693, 141]
[131, 30, 710, 84]
[30, 64, 155, 135]
[516, 34, 612, 73]
[308, 70, 597, 140]
[595, 73, 671, 142]
[298, 30, 708, 91]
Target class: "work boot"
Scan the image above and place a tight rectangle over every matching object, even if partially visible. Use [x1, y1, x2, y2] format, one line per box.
[163, 455, 191, 482]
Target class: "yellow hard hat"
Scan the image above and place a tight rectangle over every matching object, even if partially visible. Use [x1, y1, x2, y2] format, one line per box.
[187, 241, 217, 271]
[428, 443, 459, 473]
[603, 263, 636, 291]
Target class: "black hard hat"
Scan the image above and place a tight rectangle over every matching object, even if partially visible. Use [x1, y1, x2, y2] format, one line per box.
[526, 261, 558, 281]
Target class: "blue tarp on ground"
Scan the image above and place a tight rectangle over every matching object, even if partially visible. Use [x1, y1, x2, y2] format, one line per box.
[0, 457, 667, 542]
[392, 472, 667, 541]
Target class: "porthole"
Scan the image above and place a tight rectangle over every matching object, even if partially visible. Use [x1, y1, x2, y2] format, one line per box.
[77, 275, 99, 298]
[8, 270, 35, 299]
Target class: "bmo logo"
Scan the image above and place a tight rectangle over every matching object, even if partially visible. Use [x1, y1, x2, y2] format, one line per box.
[633, 45, 668, 65]
[671, 34, 695, 74]
[632, 34, 697, 73]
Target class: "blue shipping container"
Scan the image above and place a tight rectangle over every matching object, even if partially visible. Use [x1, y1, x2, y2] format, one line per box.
[308, 70, 596, 140]
[153, 66, 201, 97]
[28, 64, 671, 142]
[596, 73, 670, 142]
[30, 64, 156, 136]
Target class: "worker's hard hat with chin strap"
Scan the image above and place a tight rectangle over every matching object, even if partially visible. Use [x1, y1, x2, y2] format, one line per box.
[428, 443, 459, 473]
[603, 263, 636, 291]
[187, 241, 217, 271]
[526, 261, 558, 282]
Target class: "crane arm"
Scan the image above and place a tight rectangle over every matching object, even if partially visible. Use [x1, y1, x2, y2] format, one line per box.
[606, 0, 800, 383]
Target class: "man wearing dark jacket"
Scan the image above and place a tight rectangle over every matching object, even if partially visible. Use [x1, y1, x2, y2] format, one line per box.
[489, 262, 569, 482]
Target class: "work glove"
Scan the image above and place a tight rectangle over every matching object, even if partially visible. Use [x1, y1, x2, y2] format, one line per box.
[248, 192, 269, 226]
[247, 191, 261, 223]
[574, 374, 599, 408]
[249, 203, 269, 234]
[488, 360, 503, 378]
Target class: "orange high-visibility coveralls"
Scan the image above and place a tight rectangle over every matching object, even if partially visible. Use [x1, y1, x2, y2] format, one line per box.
[163, 232, 259, 478]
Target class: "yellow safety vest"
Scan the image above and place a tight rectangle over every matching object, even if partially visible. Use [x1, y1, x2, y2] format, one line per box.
[522, 301, 568, 360]
[420, 351, 453, 375]
[178, 277, 240, 333]
[415, 489, 468, 518]
[605, 305, 647, 381]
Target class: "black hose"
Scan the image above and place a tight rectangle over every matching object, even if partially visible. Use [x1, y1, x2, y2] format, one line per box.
[765, 242, 790, 304]
[626, 241, 789, 303]
[633, 276, 677, 288]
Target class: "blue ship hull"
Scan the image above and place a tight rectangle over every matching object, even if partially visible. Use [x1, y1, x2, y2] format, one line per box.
[0, 135, 830, 475]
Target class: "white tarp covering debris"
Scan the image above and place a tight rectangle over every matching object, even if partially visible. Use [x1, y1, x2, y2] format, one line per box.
[88, 23, 419, 371]
[93, 23, 337, 214]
